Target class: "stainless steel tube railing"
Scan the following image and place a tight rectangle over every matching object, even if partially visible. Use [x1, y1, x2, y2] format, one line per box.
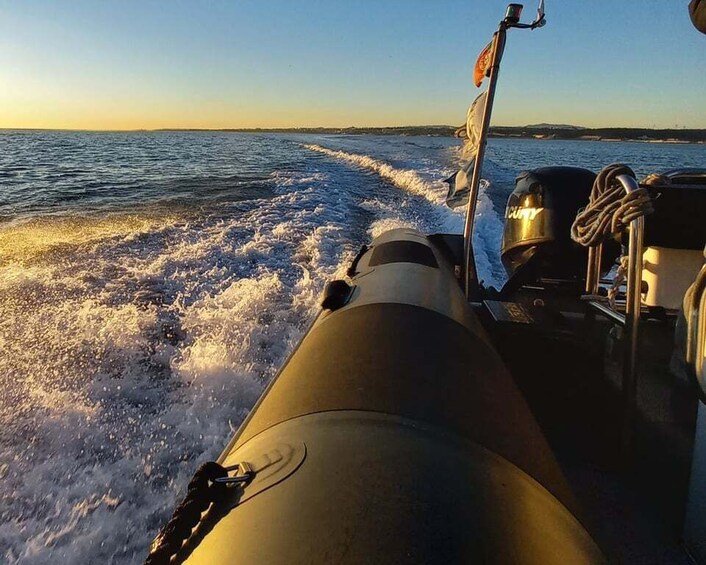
[687, 263, 706, 379]
[616, 174, 645, 455]
[583, 174, 645, 456]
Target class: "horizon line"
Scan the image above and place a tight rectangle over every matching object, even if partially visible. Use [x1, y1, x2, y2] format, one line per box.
[2, 124, 706, 133]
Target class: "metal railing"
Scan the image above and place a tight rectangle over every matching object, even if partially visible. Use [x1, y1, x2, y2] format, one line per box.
[584, 174, 645, 454]
[686, 263, 706, 381]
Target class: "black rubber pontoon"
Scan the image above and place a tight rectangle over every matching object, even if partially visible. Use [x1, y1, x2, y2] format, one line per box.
[173, 228, 604, 564]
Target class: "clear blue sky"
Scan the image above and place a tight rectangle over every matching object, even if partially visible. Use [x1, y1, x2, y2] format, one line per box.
[0, 0, 704, 129]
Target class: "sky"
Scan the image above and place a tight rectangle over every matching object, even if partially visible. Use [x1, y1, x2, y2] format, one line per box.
[0, 0, 704, 130]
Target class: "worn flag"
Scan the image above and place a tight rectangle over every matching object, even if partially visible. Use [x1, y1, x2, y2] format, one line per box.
[445, 91, 487, 208]
[473, 41, 493, 87]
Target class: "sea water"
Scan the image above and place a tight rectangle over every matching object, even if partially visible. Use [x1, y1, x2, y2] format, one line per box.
[0, 131, 704, 563]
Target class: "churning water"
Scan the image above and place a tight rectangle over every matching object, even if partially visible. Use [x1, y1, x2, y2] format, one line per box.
[1, 131, 704, 563]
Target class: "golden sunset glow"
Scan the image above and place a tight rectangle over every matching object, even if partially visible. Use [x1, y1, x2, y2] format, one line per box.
[1, 2, 704, 130]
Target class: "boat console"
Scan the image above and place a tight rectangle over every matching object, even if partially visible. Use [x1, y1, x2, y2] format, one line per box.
[641, 169, 706, 310]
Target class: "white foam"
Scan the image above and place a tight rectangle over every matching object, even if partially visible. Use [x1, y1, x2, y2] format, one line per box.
[304, 143, 503, 286]
[0, 169, 358, 563]
[304, 144, 451, 207]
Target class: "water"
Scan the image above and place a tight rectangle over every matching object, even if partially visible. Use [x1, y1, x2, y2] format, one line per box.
[0, 131, 703, 563]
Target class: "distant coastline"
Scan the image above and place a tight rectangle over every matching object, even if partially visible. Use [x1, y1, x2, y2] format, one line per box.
[3, 125, 706, 143]
[154, 125, 706, 144]
[490, 125, 706, 145]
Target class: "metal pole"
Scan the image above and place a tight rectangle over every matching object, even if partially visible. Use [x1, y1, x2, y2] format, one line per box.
[588, 300, 626, 326]
[585, 244, 602, 295]
[463, 27, 507, 298]
[616, 174, 645, 458]
[687, 264, 706, 371]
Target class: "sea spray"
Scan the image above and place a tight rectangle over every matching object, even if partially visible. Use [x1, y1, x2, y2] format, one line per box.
[303, 143, 504, 286]
[0, 163, 359, 563]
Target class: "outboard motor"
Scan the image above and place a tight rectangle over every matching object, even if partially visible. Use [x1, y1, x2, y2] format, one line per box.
[501, 166, 619, 291]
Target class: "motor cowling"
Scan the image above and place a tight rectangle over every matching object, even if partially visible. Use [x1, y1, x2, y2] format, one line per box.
[501, 166, 619, 286]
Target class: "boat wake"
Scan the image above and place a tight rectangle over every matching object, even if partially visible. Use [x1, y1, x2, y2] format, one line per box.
[303, 143, 504, 285]
[304, 143, 452, 208]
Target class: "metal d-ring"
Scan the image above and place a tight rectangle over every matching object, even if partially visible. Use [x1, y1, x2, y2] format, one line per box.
[213, 462, 254, 485]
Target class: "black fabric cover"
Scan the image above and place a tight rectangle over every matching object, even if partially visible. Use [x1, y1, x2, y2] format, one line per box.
[235, 302, 574, 510]
[369, 240, 438, 268]
[644, 184, 706, 249]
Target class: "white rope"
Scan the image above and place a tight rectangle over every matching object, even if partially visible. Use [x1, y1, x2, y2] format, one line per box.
[607, 255, 630, 309]
[571, 163, 654, 248]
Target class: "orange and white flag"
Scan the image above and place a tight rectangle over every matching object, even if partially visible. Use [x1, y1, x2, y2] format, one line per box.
[473, 41, 493, 88]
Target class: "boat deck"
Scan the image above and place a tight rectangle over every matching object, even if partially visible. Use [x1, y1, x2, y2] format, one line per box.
[479, 301, 698, 564]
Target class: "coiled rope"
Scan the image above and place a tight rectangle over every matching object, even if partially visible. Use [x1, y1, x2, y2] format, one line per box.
[571, 163, 654, 248]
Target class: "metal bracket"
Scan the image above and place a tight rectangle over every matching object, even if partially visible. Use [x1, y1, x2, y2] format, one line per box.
[214, 462, 255, 485]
